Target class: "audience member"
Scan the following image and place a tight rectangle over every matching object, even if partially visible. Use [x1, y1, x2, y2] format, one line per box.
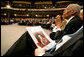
[3, 4, 83, 56]
[50, 4, 82, 41]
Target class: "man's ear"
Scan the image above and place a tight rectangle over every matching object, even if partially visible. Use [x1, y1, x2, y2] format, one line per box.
[71, 10, 77, 15]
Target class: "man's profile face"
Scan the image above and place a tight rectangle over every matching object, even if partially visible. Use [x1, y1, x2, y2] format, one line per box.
[62, 7, 71, 19]
[62, 5, 75, 19]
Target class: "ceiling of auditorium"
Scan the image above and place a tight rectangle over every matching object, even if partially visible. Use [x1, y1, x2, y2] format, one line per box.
[1, 1, 83, 18]
[1, 1, 83, 9]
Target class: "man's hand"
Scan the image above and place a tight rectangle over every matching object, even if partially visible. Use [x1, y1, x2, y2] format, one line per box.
[55, 15, 62, 28]
[34, 48, 47, 56]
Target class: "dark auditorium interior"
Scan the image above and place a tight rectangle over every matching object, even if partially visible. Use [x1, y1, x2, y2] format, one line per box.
[1, 0, 83, 56]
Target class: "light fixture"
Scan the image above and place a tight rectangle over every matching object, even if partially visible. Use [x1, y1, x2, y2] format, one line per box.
[4, 13, 6, 16]
[47, 15, 49, 17]
[44, 7, 47, 9]
[6, 5, 11, 8]
[14, 14, 17, 16]
[35, 15, 38, 17]
[53, 7, 55, 8]
[27, 14, 29, 16]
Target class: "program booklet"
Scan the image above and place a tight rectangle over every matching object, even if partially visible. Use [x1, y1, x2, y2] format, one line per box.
[26, 26, 56, 50]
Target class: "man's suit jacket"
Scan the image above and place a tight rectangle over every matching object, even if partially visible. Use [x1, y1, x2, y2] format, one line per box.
[43, 26, 83, 56]
[50, 15, 83, 41]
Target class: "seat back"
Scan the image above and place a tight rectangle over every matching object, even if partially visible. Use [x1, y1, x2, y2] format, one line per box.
[68, 26, 83, 37]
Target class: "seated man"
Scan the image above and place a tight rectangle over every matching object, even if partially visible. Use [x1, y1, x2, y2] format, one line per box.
[3, 4, 83, 56]
[35, 8, 83, 56]
[35, 26, 83, 56]
[50, 4, 83, 41]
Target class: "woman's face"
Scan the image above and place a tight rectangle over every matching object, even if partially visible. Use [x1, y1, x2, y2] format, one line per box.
[38, 35, 43, 39]
[38, 35, 48, 45]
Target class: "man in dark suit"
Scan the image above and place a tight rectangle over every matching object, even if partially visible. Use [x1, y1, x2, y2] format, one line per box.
[50, 4, 83, 42]
[3, 4, 83, 56]
[34, 5, 83, 56]
[35, 26, 83, 56]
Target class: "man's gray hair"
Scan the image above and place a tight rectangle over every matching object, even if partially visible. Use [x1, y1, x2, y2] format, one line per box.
[67, 4, 81, 15]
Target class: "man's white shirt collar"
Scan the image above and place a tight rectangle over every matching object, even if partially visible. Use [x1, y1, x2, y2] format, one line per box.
[66, 16, 74, 25]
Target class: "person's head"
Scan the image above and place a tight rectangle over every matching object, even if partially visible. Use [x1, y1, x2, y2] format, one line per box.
[38, 35, 43, 40]
[79, 9, 83, 20]
[62, 4, 81, 19]
[36, 34, 44, 43]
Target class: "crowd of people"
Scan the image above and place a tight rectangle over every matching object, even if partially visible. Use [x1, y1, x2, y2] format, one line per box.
[1, 18, 19, 25]
[3, 4, 83, 56]
[18, 18, 54, 30]
[1, 17, 55, 30]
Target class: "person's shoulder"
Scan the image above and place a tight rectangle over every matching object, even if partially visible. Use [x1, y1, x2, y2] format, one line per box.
[67, 15, 82, 25]
[72, 15, 81, 21]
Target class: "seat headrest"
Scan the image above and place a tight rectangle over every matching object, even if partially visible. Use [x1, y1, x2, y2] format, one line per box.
[68, 26, 83, 37]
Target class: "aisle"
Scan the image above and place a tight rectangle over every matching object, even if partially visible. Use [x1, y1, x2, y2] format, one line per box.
[1, 23, 51, 56]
